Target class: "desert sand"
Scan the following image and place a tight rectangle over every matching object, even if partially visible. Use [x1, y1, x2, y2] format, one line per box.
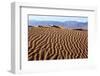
[28, 27, 88, 61]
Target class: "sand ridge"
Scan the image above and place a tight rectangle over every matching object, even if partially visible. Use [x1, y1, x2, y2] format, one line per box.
[28, 27, 88, 60]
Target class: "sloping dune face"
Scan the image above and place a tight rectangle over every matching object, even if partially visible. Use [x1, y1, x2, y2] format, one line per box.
[28, 27, 88, 61]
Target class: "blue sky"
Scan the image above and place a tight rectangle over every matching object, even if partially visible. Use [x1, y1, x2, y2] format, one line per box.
[29, 15, 88, 22]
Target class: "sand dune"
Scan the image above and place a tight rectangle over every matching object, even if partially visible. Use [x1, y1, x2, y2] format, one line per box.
[28, 27, 88, 61]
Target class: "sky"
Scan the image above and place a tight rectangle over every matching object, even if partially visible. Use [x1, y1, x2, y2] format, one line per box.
[28, 15, 88, 22]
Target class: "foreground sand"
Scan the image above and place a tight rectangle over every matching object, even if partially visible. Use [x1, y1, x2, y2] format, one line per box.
[28, 27, 88, 61]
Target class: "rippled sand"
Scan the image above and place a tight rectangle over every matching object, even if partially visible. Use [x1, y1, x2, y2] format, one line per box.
[28, 27, 88, 61]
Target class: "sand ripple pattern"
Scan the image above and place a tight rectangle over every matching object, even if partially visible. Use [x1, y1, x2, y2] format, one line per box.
[28, 27, 88, 61]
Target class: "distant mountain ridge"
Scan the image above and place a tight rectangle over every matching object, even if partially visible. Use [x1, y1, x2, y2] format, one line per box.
[29, 20, 88, 29]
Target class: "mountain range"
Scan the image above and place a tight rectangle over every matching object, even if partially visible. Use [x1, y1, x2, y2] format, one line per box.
[29, 20, 88, 29]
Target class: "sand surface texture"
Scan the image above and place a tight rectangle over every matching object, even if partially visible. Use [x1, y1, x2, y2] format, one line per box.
[28, 27, 88, 61]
